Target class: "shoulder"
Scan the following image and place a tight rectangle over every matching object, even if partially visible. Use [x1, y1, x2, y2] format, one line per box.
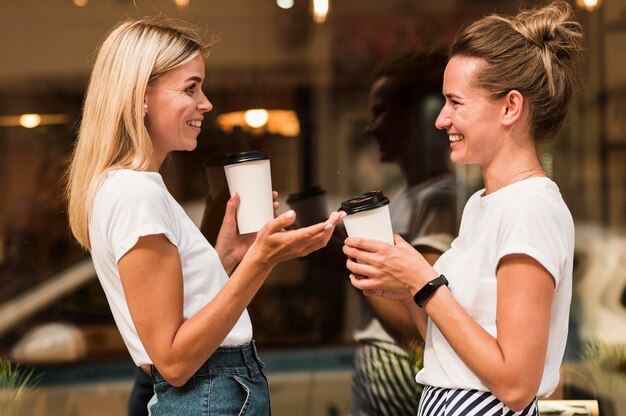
[410, 174, 457, 207]
[495, 178, 574, 249]
[98, 169, 168, 203]
[504, 178, 569, 220]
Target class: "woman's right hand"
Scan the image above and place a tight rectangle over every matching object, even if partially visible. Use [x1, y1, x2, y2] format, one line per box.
[247, 210, 345, 268]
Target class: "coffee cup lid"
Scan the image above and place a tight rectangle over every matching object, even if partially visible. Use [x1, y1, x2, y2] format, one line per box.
[223, 150, 270, 166]
[339, 191, 389, 215]
[286, 185, 326, 204]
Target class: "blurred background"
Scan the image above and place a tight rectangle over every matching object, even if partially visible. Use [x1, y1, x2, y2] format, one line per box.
[0, 0, 625, 415]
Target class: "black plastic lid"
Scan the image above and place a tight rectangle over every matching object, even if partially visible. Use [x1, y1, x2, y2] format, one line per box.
[223, 150, 270, 166]
[286, 185, 326, 204]
[339, 190, 389, 215]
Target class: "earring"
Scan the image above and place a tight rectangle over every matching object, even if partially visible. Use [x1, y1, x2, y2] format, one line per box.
[143, 103, 148, 112]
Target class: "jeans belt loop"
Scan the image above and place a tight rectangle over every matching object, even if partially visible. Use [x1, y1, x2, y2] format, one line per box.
[242, 344, 254, 377]
[251, 340, 264, 368]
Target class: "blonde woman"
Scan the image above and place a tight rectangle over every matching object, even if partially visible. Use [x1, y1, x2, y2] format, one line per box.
[66, 17, 343, 415]
[343, 2, 583, 415]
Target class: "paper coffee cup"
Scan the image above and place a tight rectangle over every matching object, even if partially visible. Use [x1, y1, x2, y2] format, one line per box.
[223, 151, 274, 234]
[340, 191, 394, 245]
[286, 185, 328, 228]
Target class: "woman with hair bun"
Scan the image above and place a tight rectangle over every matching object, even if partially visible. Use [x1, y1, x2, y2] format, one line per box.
[343, 2, 583, 414]
[66, 17, 343, 414]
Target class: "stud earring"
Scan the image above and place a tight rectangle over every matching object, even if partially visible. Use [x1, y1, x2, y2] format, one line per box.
[143, 103, 148, 112]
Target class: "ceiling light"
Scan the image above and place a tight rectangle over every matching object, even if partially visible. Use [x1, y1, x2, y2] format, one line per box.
[276, 0, 294, 9]
[174, 0, 190, 8]
[244, 109, 269, 128]
[0, 114, 69, 129]
[73, 0, 88, 6]
[312, 0, 329, 23]
[575, 0, 602, 11]
[19, 114, 42, 129]
[217, 110, 300, 137]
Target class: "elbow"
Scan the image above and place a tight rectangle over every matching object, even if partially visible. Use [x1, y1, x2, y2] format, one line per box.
[496, 387, 538, 413]
[155, 362, 192, 388]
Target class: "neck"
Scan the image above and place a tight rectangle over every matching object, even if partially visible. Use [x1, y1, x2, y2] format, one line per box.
[482, 150, 545, 195]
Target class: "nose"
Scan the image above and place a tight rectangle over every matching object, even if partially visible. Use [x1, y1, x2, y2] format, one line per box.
[435, 104, 450, 131]
[198, 90, 213, 113]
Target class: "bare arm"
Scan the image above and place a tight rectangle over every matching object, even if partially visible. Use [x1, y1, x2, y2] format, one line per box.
[345, 237, 554, 411]
[119, 210, 344, 387]
[422, 254, 553, 410]
[363, 250, 440, 347]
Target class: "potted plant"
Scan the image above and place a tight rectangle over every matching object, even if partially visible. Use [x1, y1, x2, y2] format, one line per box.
[0, 358, 39, 416]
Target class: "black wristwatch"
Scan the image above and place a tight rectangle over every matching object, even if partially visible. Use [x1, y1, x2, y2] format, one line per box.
[413, 274, 449, 307]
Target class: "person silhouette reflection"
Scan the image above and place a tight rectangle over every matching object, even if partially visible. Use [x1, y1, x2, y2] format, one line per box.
[351, 48, 458, 416]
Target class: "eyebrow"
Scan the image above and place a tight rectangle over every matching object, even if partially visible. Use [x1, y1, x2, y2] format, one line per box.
[443, 93, 461, 99]
[186, 76, 203, 83]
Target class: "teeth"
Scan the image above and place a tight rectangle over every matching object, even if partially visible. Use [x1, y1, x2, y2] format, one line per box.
[187, 120, 201, 128]
[449, 134, 463, 142]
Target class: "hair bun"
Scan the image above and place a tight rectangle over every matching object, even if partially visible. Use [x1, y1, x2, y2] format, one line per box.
[512, 1, 583, 61]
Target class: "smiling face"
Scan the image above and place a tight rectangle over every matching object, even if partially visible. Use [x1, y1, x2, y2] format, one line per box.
[435, 56, 506, 168]
[144, 54, 212, 170]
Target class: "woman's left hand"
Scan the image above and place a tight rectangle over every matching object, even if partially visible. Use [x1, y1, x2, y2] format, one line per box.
[343, 234, 439, 297]
[215, 191, 280, 274]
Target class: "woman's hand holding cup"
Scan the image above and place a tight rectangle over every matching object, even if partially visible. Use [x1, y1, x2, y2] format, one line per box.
[343, 234, 439, 300]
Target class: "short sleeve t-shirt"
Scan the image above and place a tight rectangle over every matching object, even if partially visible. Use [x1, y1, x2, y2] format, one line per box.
[89, 169, 252, 366]
[416, 177, 574, 397]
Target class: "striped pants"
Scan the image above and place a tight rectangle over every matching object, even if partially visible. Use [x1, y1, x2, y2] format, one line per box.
[418, 385, 539, 416]
[352, 341, 422, 416]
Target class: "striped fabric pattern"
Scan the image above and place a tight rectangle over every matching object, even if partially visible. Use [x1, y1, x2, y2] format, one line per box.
[418, 385, 539, 416]
[352, 341, 422, 416]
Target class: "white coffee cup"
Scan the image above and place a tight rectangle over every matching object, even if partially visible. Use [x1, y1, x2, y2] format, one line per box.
[286, 185, 328, 228]
[224, 151, 274, 234]
[340, 191, 394, 245]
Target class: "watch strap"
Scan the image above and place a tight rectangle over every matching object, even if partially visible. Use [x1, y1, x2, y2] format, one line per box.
[413, 274, 449, 308]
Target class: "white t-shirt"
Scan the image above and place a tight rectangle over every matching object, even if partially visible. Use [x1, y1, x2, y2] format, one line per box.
[354, 175, 457, 344]
[89, 169, 253, 366]
[416, 177, 574, 397]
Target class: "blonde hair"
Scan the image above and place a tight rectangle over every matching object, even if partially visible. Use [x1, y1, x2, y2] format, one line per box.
[449, 1, 583, 142]
[67, 17, 208, 250]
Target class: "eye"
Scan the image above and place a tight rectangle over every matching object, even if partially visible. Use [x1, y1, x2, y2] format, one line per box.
[371, 106, 384, 118]
[185, 83, 197, 95]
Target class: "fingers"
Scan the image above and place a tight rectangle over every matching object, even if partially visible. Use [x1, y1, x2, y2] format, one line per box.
[363, 288, 411, 301]
[279, 213, 343, 256]
[324, 211, 345, 230]
[273, 201, 280, 218]
[343, 244, 379, 267]
[293, 211, 341, 237]
[263, 210, 296, 234]
[393, 233, 411, 248]
[350, 273, 377, 290]
[344, 236, 390, 253]
[345, 257, 378, 277]
[222, 192, 240, 225]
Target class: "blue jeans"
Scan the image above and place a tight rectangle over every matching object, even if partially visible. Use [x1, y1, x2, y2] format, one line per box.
[148, 341, 271, 415]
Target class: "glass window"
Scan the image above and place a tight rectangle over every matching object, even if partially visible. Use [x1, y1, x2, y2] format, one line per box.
[1, 0, 625, 414]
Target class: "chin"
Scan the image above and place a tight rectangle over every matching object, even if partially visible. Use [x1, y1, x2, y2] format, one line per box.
[183, 139, 199, 151]
[449, 153, 469, 165]
[379, 152, 399, 164]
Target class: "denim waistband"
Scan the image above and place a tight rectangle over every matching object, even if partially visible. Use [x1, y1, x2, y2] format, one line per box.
[150, 340, 265, 382]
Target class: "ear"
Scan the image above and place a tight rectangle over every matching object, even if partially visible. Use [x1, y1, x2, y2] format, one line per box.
[501, 89, 524, 127]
